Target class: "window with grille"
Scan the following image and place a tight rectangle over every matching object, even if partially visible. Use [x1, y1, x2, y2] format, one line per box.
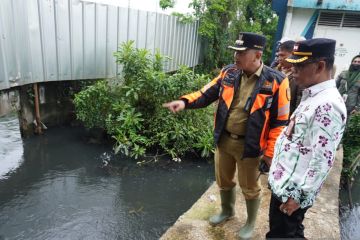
[343, 13, 360, 28]
[318, 11, 360, 28]
[318, 12, 343, 27]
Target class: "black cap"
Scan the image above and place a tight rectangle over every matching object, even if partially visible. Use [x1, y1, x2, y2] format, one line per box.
[286, 38, 336, 63]
[228, 32, 266, 51]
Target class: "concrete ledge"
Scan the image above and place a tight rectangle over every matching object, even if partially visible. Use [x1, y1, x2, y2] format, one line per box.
[161, 147, 343, 240]
[0, 89, 19, 117]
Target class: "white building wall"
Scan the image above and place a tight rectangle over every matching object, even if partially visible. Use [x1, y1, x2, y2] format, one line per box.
[282, 7, 360, 76]
[314, 24, 360, 74]
[282, 8, 315, 40]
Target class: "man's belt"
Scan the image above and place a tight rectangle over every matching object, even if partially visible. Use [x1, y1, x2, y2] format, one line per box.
[224, 130, 245, 140]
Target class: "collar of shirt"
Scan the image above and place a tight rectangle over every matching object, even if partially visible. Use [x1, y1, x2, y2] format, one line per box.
[281, 66, 292, 76]
[243, 62, 264, 81]
[302, 79, 336, 100]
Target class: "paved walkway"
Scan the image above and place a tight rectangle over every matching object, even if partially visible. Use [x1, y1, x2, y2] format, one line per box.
[161, 147, 343, 240]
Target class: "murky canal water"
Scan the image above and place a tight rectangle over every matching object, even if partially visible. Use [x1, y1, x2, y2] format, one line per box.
[340, 174, 360, 240]
[0, 114, 23, 179]
[0, 114, 214, 240]
[1, 113, 359, 240]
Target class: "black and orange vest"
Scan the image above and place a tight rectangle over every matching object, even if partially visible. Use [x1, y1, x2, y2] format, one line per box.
[181, 64, 290, 159]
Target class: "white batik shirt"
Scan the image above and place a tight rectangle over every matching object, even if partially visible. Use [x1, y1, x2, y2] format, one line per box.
[268, 79, 347, 208]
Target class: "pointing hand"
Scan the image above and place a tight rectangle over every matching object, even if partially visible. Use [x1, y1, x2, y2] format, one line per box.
[162, 100, 185, 113]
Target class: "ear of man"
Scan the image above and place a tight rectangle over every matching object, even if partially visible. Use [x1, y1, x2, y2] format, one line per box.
[316, 60, 326, 74]
[256, 50, 263, 60]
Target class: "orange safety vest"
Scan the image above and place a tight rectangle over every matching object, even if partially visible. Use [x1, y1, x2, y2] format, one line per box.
[181, 64, 290, 159]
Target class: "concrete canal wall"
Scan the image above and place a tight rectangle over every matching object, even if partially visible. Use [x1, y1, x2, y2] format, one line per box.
[161, 148, 343, 240]
[0, 80, 92, 136]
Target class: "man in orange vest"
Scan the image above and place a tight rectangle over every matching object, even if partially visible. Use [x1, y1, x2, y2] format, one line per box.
[163, 32, 290, 239]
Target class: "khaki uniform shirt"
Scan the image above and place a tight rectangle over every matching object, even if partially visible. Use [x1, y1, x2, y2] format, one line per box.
[225, 63, 264, 135]
[281, 66, 303, 116]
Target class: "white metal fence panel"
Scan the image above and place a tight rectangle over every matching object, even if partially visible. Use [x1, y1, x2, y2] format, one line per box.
[0, 0, 201, 90]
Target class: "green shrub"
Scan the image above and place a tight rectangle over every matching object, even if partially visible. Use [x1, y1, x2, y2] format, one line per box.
[73, 81, 113, 129]
[342, 113, 360, 178]
[74, 41, 214, 159]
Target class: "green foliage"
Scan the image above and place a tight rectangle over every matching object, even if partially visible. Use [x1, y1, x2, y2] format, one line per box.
[233, 0, 278, 63]
[106, 102, 148, 158]
[74, 41, 214, 159]
[342, 113, 360, 178]
[149, 67, 214, 158]
[165, 0, 278, 70]
[159, 0, 175, 10]
[73, 81, 113, 129]
[171, 12, 195, 24]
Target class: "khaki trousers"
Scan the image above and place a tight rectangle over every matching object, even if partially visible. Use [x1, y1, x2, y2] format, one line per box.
[214, 134, 262, 200]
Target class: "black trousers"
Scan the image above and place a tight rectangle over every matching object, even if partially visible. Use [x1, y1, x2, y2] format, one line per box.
[266, 193, 309, 239]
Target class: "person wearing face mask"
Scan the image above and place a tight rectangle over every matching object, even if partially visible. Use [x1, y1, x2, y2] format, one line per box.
[336, 55, 360, 115]
[163, 32, 290, 239]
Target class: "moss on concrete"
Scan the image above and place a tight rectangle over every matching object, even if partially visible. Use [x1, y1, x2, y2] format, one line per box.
[208, 226, 226, 240]
[165, 224, 192, 240]
[185, 203, 217, 220]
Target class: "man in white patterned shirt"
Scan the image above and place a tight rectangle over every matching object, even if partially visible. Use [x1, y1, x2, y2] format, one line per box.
[266, 38, 347, 239]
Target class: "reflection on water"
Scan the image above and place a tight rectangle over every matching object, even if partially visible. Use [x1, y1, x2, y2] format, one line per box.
[340, 174, 360, 240]
[0, 114, 23, 179]
[0, 120, 214, 240]
[341, 205, 360, 240]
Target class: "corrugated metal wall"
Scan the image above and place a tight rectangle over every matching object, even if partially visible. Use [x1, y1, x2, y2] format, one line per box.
[0, 0, 201, 90]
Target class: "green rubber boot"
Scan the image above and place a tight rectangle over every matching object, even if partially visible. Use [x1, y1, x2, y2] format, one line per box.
[209, 188, 236, 226]
[238, 198, 261, 239]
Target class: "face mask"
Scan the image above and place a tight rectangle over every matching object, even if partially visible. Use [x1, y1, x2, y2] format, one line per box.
[349, 64, 360, 71]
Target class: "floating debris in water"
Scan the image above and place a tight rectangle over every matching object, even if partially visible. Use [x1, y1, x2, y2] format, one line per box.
[99, 152, 112, 169]
[129, 206, 144, 216]
[172, 157, 182, 163]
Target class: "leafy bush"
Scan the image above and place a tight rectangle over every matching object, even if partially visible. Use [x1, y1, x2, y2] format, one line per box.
[73, 81, 113, 129]
[342, 113, 360, 178]
[74, 41, 214, 159]
[159, 0, 175, 10]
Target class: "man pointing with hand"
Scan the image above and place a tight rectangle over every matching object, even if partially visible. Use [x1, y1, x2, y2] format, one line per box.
[164, 32, 290, 239]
